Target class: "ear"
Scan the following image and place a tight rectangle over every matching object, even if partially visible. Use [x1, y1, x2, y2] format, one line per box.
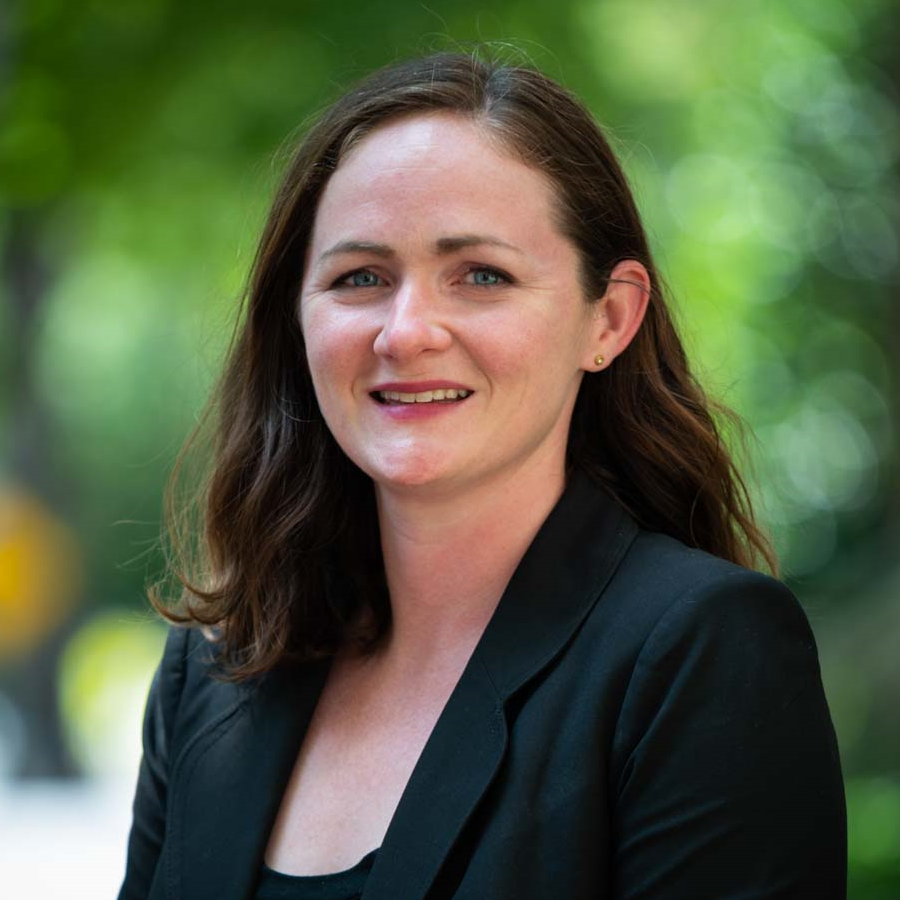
[583, 259, 651, 371]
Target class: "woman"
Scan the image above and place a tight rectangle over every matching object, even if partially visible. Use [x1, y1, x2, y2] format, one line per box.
[119, 52, 846, 900]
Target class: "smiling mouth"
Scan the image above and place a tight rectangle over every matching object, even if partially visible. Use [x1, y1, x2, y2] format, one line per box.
[372, 389, 472, 405]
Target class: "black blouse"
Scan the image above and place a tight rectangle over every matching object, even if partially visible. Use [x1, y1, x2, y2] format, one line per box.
[254, 849, 379, 900]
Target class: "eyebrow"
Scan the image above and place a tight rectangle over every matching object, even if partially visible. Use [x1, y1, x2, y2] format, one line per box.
[316, 233, 524, 264]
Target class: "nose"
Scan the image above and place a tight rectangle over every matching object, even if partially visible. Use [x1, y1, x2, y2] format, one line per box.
[372, 279, 452, 362]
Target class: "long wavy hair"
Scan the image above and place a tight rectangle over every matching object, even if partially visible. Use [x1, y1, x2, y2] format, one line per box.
[152, 51, 777, 679]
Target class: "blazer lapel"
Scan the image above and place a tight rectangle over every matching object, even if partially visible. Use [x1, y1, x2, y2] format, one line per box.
[363, 473, 638, 900]
[477, 470, 638, 698]
[165, 473, 636, 900]
[362, 654, 507, 900]
[167, 656, 331, 900]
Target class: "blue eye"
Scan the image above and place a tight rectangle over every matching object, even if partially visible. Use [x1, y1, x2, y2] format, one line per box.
[343, 270, 381, 288]
[465, 267, 509, 287]
[333, 266, 510, 291]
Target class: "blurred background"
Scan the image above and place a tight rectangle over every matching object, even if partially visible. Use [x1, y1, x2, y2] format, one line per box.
[1, 0, 897, 896]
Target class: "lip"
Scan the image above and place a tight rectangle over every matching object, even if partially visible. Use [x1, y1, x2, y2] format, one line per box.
[368, 380, 475, 420]
[369, 380, 473, 393]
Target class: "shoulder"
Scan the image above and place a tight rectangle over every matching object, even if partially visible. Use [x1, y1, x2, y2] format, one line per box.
[598, 528, 817, 672]
[579, 538, 846, 896]
[614, 527, 791, 607]
[570, 526, 825, 744]
[592, 529, 826, 751]
[150, 624, 250, 763]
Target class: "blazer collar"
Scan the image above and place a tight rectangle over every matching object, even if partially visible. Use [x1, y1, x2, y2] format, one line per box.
[365, 471, 637, 898]
[169, 472, 637, 900]
[477, 468, 639, 699]
[167, 656, 331, 900]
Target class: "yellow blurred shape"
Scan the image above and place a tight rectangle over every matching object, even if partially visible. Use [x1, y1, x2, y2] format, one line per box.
[58, 612, 166, 777]
[0, 486, 83, 659]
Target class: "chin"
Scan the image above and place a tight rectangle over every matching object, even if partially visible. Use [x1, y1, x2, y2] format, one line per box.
[364, 449, 454, 491]
[374, 466, 447, 491]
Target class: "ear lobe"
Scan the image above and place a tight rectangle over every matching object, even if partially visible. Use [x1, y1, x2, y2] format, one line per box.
[586, 259, 651, 370]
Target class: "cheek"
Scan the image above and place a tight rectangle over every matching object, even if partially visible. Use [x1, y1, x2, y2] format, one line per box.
[479, 309, 586, 395]
[301, 325, 361, 447]
[301, 306, 373, 393]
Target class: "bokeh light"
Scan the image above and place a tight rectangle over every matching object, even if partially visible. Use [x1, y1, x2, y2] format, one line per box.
[57, 613, 166, 779]
[2, 0, 898, 895]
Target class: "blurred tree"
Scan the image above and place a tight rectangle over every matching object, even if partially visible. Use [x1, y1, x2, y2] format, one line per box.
[1, 0, 898, 891]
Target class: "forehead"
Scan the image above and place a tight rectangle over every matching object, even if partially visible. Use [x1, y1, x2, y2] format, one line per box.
[339, 111, 515, 173]
[308, 112, 566, 250]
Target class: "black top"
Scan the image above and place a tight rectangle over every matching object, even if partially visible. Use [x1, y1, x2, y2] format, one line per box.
[119, 472, 846, 900]
[254, 849, 378, 900]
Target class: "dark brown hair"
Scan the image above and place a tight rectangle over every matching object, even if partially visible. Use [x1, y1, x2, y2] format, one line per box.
[153, 51, 777, 679]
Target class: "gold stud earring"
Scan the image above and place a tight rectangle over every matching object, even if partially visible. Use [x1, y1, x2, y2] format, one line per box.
[594, 354, 605, 367]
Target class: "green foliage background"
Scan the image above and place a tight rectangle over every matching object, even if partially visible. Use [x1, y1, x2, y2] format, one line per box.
[1, 0, 897, 895]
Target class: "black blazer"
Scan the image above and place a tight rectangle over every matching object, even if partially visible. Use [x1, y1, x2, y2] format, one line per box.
[118, 474, 846, 899]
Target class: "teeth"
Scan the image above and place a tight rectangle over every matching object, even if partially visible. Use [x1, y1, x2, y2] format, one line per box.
[377, 388, 471, 404]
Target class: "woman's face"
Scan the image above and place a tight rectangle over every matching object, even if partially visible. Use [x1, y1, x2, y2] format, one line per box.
[299, 112, 599, 497]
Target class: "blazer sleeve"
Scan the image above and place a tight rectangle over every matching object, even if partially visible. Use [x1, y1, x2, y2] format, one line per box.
[117, 625, 190, 900]
[610, 570, 846, 900]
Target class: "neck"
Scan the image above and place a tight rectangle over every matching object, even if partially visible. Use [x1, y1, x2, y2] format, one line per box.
[373, 458, 567, 669]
